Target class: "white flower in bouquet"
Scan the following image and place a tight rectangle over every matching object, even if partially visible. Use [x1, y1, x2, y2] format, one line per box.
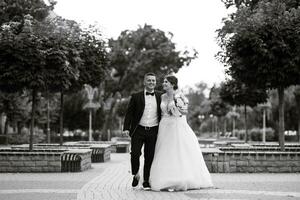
[174, 92, 188, 110]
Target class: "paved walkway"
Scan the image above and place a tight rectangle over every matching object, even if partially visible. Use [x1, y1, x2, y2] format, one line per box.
[0, 153, 300, 200]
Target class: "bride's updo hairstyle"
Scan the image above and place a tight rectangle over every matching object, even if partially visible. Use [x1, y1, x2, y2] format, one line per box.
[165, 75, 178, 90]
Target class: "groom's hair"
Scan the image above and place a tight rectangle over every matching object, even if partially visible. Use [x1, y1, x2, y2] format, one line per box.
[144, 72, 156, 79]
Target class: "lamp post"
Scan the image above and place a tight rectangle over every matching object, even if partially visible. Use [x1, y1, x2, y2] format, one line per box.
[226, 108, 240, 138]
[83, 84, 100, 141]
[209, 114, 214, 134]
[258, 102, 271, 144]
[198, 114, 205, 133]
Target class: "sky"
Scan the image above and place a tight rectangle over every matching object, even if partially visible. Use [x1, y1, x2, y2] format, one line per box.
[53, 0, 231, 89]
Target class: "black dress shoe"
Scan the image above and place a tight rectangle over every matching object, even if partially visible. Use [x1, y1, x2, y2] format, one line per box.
[132, 175, 139, 187]
[142, 182, 151, 190]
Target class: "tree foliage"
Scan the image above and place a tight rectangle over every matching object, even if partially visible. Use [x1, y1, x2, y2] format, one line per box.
[222, 0, 300, 9]
[220, 79, 267, 107]
[108, 24, 197, 96]
[218, 0, 300, 89]
[209, 85, 230, 118]
[185, 82, 209, 131]
[0, 0, 55, 27]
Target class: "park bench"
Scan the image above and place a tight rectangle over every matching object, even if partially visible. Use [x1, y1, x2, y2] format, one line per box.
[116, 141, 130, 153]
[61, 149, 92, 172]
[61, 152, 81, 172]
[90, 144, 111, 162]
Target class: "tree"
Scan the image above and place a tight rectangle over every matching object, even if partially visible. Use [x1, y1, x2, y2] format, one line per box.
[31, 12, 108, 145]
[185, 82, 208, 131]
[0, 16, 50, 150]
[0, 1, 96, 148]
[108, 24, 197, 96]
[218, 0, 300, 150]
[220, 79, 267, 142]
[35, 13, 108, 143]
[62, 24, 108, 143]
[209, 85, 231, 138]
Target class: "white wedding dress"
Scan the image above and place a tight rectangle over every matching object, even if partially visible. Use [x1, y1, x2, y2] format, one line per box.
[149, 98, 213, 191]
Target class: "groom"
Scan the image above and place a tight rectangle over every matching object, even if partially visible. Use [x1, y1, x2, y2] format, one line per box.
[123, 72, 162, 190]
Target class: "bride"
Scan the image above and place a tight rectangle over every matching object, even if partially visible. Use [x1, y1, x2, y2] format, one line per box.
[149, 75, 213, 191]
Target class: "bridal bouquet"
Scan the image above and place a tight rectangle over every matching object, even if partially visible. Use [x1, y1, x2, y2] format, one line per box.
[167, 91, 188, 117]
[174, 92, 189, 111]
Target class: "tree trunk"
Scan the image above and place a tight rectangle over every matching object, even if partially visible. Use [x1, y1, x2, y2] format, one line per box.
[232, 117, 235, 137]
[262, 108, 266, 143]
[298, 116, 300, 143]
[4, 117, 8, 145]
[244, 105, 248, 143]
[17, 121, 21, 135]
[278, 87, 285, 151]
[47, 97, 50, 143]
[223, 118, 227, 137]
[12, 122, 17, 133]
[294, 88, 300, 143]
[101, 112, 111, 141]
[0, 113, 3, 135]
[30, 89, 37, 151]
[102, 100, 118, 141]
[216, 117, 220, 139]
[59, 92, 64, 145]
[88, 109, 92, 141]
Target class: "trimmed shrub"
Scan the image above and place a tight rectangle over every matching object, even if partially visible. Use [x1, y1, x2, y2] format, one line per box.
[249, 127, 275, 141]
[7, 127, 46, 144]
[234, 128, 275, 141]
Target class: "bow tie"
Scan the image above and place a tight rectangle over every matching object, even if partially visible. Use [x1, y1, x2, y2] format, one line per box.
[146, 92, 155, 96]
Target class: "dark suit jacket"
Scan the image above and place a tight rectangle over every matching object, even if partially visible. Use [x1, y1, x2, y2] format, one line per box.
[123, 90, 162, 137]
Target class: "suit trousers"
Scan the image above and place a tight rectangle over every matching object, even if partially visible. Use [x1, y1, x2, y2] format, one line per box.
[130, 125, 158, 182]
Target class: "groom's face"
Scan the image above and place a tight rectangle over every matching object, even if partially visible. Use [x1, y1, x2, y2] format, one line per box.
[144, 75, 156, 91]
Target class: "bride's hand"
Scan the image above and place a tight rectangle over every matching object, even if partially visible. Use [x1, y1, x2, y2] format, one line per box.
[177, 105, 188, 115]
[167, 101, 182, 116]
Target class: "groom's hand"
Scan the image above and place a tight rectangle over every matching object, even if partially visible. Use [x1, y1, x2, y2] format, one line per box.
[123, 130, 130, 137]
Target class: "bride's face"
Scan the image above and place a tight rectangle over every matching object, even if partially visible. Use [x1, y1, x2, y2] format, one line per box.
[163, 78, 173, 91]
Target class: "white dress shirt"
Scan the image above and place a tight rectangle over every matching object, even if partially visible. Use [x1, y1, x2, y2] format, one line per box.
[139, 90, 158, 127]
